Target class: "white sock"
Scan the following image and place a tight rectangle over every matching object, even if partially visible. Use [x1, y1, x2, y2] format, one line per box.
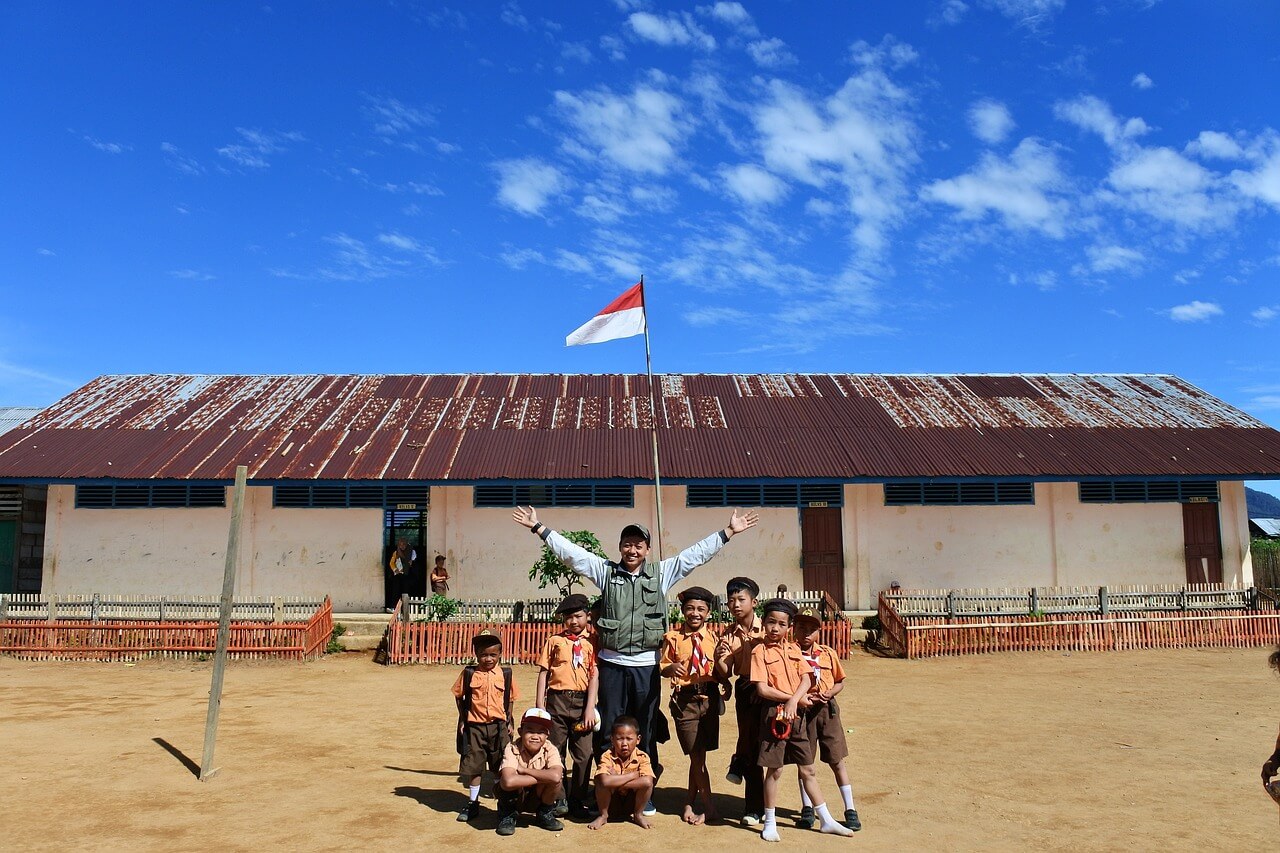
[761, 808, 780, 842]
[468, 784, 481, 802]
[816, 803, 853, 836]
[840, 784, 855, 811]
[799, 782, 812, 808]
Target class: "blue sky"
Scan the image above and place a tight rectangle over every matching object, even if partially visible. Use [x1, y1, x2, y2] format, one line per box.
[4, 1, 1280, 483]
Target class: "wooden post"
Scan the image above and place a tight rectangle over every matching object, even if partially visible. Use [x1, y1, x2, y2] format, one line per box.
[1098, 586, 1108, 616]
[272, 597, 284, 624]
[47, 595, 57, 622]
[400, 593, 411, 660]
[1029, 588, 1038, 615]
[91, 593, 101, 623]
[200, 466, 248, 782]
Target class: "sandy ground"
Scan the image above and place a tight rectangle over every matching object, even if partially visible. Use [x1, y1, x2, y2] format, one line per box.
[2, 646, 1278, 851]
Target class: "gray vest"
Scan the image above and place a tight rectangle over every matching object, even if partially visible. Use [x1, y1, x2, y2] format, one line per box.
[595, 562, 667, 656]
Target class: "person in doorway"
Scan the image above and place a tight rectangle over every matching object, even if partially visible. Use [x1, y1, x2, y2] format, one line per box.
[386, 538, 415, 611]
[430, 555, 451, 596]
[512, 505, 759, 818]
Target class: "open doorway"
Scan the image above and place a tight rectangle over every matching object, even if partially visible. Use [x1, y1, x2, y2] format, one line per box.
[384, 507, 427, 607]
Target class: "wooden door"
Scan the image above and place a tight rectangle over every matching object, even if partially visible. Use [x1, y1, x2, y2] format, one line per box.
[1181, 502, 1222, 584]
[801, 507, 844, 604]
[0, 520, 14, 594]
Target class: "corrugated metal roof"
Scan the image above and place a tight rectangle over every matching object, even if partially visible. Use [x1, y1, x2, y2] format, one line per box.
[1250, 518, 1280, 537]
[0, 406, 43, 437]
[2, 373, 1279, 482]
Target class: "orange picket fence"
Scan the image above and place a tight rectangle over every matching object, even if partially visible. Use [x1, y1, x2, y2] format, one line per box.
[386, 604, 852, 665]
[878, 591, 1280, 659]
[0, 597, 332, 662]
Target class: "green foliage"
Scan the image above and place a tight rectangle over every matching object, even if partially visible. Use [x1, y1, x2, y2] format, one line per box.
[425, 594, 461, 622]
[861, 614, 880, 631]
[529, 529, 608, 598]
[326, 622, 347, 654]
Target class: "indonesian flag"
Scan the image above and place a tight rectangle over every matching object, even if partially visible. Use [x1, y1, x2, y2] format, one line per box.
[565, 281, 646, 346]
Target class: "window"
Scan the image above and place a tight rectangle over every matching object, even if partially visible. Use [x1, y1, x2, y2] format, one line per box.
[1078, 480, 1218, 504]
[686, 483, 843, 508]
[473, 483, 634, 508]
[76, 483, 226, 509]
[883, 481, 1034, 506]
[272, 483, 431, 508]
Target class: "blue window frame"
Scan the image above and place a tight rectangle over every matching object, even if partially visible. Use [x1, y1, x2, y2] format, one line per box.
[883, 481, 1035, 506]
[686, 483, 843, 508]
[473, 483, 634, 508]
[272, 484, 431, 508]
[76, 483, 226, 509]
[1078, 480, 1218, 504]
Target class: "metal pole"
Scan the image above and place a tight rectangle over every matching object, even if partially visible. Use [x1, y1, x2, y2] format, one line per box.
[200, 465, 248, 781]
[640, 275, 665, 560]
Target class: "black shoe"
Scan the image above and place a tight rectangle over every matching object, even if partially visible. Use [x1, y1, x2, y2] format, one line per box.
[553, 795, 568, 817]
[457, 800, 480, 822]
[534, 804, 565, 832]
[496, 811, 518, 836]
[844, 809, 862, 831]
[796, 805, 815, 829]
[567, 799, 596, 821]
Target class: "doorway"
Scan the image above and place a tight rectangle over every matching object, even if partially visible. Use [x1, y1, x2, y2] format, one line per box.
[1181, 501, 1223, 584]
[800, 506, 844, 605]
[0, 520, 14, 594]
[384, 507, 427, 607]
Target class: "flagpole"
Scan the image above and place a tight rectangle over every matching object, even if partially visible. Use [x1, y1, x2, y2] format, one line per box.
[640, 275, 666, 560]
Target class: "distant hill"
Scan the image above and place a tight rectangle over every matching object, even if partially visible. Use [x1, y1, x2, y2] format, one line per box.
[1246, 487, 1280, 518]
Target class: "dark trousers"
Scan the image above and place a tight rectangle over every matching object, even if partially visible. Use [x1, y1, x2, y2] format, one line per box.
[729, 677, 764, 816]
[545, 689, 594, 804]
[595, 659, 662, 776]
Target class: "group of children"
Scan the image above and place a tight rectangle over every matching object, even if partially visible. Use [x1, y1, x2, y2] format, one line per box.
[452, 576, 861, 841]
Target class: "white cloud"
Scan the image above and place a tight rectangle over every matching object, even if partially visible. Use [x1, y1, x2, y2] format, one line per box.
[494, 158, 569, 215]
[1086, 244, 1144, 273]
[921, 138, 1070, 237]
[968, 99, 1015, 145]
[980, 0, 1065, 27]
[377, 232, 443, 264]
[929, 1, 970, 27]
[363, 95, 434, 137]
[1231, 137, 1280, 209]
[499, 247, 546, 270]
[36, 248, 55, 257]
[1167, 300, 1222, 322]
[554, 84, 688, 175]
[216, 128, 304, 169]
[1053, 95, 1149, 148]
[82, 135, 129, 154]
[704, 2, 756, 34]
[1106, 146, 1240, 230]
[577, 192, 629, 224]
[627, 12, 716, 50]
[169, 269, 216, 281]
[499, 1, 528, 29]
[599, 35, 627, 61]
[747, 38, 796, 68]
[684, 306, 750, 326]
[720, 164, 788, 206]
[161, 142, 203, 175]
[1131, 72, 1154, 90]
[1252, 306, 1279, 322]
[1186, 130, 1245, 160]
[561, 42, 592, 63]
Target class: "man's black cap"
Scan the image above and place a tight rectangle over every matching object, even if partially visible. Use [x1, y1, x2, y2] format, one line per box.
[619, 523, 650, 544]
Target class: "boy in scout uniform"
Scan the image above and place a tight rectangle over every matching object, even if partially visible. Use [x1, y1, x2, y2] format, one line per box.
[535, 592, 600, 820]
[659, 585, 721, 825]
[495, 708, 566, 836]
[453, 632, 517, 823]
[715, 575, 765, 825]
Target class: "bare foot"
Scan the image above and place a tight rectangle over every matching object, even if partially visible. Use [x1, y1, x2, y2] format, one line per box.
[632, 813, 653, 829]
[587, 815, 608, 830]
[682, 805, 705, 825]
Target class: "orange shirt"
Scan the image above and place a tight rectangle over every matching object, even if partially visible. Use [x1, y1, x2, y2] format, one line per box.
[537, 632, 594, 692]
[500, 740, 562, 774]
[659, 627, 718, 687]
[717, 616, 763, 679]
[750, 639, 806, 697]
[799, 642, 845, 694]
[451, 666, 518, 724]
[597, 747, 655, 779]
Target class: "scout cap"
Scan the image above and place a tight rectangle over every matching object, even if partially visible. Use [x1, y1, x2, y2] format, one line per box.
[761, 598, 798, 620]
[520, 707, 554, 732]
[619, 522, 650, 543]
[678, 586, 716, 606]
[793, 608, 822, 633]
[726, 576, 760, 598]
[471, 630, 502, 653]
[556, 593, 591, 616]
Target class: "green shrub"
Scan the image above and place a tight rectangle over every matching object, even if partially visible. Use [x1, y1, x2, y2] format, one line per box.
[425, 594, 460, 622]
[861, 614, 880, 631]
[325, 622, 347, 654]
[529, 529, 607, 597]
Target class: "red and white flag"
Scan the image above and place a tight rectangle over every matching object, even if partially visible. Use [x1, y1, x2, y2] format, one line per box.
[565, 281, 646, 346]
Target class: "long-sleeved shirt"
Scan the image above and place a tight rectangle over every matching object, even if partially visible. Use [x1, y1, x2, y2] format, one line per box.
[537, 527, 728, 666]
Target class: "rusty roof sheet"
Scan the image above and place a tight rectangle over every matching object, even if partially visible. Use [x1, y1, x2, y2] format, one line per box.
[1, 373, 1279, 482]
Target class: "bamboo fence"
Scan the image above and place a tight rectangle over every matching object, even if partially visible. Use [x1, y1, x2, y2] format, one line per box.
[0, 597, 332, 662]
[878, 585, 1280, 659]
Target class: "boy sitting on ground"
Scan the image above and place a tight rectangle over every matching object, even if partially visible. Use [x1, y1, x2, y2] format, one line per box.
[660, 585, 722, 825]
[588, 716, 656, 831]
[791, 609, 861, 832]
[535, 592, 601, 821]
[495, 708, 566, 836]
[750, 599, 853, 842]
[453, 632, 517, 823]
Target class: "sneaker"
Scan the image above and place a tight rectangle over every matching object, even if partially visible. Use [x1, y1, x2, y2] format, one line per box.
[796, 805, 815, 829]
[534, 804, 565, 832]
[553, 795, 568, 818]
[844, 809, 862, 831]
[742, 813, 762, 827]
[642, 799, 657, 816]
[457, 800, 480, 822]
[496, 811, 518, 836]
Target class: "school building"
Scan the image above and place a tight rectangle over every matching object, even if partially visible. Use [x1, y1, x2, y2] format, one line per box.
[1, 373, 1278, 611]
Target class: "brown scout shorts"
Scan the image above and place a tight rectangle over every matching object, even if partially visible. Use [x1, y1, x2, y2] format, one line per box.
[669, 683, 720, 755]
[458, 720, 510, 779]
[756, 704, 816, 768]
[802, 699, 848, 764]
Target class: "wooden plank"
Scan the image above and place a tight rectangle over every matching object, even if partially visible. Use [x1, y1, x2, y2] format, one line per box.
[200, 465, 247, 782]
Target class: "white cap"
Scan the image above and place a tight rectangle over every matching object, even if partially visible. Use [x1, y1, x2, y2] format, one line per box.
[521, 707, 554, 730]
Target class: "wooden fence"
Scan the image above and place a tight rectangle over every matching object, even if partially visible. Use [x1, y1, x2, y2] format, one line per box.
[878, 584, 1280, 659]
[0, 593, 324, 623]
[0, 597, 333, 662]
[387, 601, 852, 665]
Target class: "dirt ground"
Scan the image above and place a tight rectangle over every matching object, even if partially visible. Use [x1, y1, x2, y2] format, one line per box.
[2, 646, 1278, 851]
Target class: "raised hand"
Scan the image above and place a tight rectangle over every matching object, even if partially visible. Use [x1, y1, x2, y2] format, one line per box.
[728, 508, 759, 535]
[512, 505, 539, 529]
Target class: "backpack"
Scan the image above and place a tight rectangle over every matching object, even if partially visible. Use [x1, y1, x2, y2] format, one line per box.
[455, 665, 514, 755]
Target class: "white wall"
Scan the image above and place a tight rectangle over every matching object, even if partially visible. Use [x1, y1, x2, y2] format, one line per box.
[42, 485, 384, 610]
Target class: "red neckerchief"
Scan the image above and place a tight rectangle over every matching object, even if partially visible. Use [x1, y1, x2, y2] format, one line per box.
[688, 630, 710, 677]
[802, 646, 822, 684]
[564, 632, 585, 670]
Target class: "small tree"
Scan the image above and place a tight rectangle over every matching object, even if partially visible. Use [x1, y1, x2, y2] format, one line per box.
[529, 529, 608, 597]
